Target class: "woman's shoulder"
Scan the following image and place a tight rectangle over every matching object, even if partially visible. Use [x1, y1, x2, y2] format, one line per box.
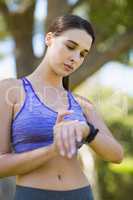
[71, 92, 93, 109]
[69, 92, 97, 123]
[0, 78, 22, 104]
[0, 77, 21, 87]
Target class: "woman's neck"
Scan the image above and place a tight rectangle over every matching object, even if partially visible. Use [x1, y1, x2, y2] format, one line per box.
[28, 59, 64, 90]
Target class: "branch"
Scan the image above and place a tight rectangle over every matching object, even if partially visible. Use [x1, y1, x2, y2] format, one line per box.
[70, 29, 133, 89]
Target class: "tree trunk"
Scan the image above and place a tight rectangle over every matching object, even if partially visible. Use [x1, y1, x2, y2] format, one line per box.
[69, 29, 133, 90]
[7, 1, 38, 78]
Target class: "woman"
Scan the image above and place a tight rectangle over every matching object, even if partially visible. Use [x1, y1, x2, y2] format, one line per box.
[0, 14, 124, 200]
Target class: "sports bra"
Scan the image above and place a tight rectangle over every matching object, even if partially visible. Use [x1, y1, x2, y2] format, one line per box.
[11, 77, 88, 153]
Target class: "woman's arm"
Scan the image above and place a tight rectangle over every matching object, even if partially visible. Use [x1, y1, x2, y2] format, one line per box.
[0, 145, 57, 178]
[0, 79, 57, 178]
[74, 94, 124, 164]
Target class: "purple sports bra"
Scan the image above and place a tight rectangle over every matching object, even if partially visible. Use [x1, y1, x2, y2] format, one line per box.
[11, 77, 88, 153]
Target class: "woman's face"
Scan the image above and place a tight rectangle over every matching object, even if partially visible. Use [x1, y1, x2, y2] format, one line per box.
[45, 28, 93, 77]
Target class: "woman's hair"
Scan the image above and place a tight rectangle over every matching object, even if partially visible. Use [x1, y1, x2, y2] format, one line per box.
[47, 14, 95, 45]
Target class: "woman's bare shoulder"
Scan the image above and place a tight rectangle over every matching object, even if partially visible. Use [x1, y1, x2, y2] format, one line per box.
[0, 77, 21, 86]
[71, 92, 94, 109]
[0, 77, 22, 89]
[0, 78, 22, 104]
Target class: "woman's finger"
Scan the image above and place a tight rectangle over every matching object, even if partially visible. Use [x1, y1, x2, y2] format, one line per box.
[55, 110, 74, 124]
[54, 126, 65, 156]
[75, 121, 83, 143]
[61, 125, 70, 156]
[68, 125, 77, 158]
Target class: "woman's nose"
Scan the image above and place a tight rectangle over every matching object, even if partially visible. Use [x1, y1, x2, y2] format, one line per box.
[70, 52, 80, 63]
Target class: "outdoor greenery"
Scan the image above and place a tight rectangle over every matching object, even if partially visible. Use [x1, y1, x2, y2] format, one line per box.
[88, 86, 133, 200]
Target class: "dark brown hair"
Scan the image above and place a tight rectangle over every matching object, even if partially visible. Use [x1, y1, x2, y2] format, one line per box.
[47, 14, 95, 45]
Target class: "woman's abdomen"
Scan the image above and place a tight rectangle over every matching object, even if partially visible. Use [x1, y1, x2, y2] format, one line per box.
[16, 155, 89, 190]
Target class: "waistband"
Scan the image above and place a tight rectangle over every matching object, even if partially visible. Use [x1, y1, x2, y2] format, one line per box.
[16, 184, 91, 193]
[15, 184, 94, 200]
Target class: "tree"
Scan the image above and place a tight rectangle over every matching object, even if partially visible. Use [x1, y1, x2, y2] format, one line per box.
[0, 0, 132, 89]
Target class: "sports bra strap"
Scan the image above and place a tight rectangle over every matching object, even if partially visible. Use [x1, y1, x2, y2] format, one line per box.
[21, 77, 33, 94]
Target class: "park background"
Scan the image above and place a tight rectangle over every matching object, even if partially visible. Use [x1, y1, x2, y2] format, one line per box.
[0, 0, 133, 199]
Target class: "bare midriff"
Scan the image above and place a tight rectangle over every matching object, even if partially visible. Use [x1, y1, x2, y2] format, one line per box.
[16, 155, 90, 191]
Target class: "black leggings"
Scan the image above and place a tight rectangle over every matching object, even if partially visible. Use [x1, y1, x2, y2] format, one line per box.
[14, 185, 94, 200]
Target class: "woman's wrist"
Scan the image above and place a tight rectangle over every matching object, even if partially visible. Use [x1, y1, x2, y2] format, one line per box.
[76, 121, 90, 149]
[48, 144, 58, 157]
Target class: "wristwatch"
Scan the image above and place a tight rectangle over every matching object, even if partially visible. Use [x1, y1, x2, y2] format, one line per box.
[76, 121, 99, 149]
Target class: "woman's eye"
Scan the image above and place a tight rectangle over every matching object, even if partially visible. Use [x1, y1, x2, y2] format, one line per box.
[66, 45, 75, 50]
[80, 53, 85, 58]
[66, 45, 86, 58]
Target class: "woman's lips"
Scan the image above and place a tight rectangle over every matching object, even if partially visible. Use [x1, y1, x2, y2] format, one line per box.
[64, 64, 73, 71]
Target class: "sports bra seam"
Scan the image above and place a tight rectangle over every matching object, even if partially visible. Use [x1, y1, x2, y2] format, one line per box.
[70, 92, 83, 109]
[12, 78, 28, 124]
[70, 92, 88, 122]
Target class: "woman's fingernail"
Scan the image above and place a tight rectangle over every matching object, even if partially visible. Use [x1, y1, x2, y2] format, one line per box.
[60, 151, 65, 156]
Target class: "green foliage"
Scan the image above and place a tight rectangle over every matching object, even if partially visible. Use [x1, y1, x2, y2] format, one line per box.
[109, 157, 133, 174]
[89, 86, 133, 200]
[97, 159, 133, 200]
[89, 0, 133, 39]
[83, 0, 133, 65]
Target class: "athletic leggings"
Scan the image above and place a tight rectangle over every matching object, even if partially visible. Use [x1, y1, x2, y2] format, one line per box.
[14, 185, 94, 200]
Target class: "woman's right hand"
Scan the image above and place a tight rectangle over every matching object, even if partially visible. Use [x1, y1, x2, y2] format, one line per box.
[52, 110, 83, 159]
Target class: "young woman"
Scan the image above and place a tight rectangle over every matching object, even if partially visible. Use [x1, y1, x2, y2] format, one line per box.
[0, 14, 124, 200]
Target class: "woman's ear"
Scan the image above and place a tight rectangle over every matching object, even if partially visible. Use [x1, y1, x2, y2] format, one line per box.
[45, 32, 54, 46]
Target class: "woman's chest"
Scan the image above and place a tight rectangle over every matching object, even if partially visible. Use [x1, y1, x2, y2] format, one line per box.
[13, 89, 69, 120]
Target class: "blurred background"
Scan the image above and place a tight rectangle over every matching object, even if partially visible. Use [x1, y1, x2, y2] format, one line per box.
[0, 0, 133, 199]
